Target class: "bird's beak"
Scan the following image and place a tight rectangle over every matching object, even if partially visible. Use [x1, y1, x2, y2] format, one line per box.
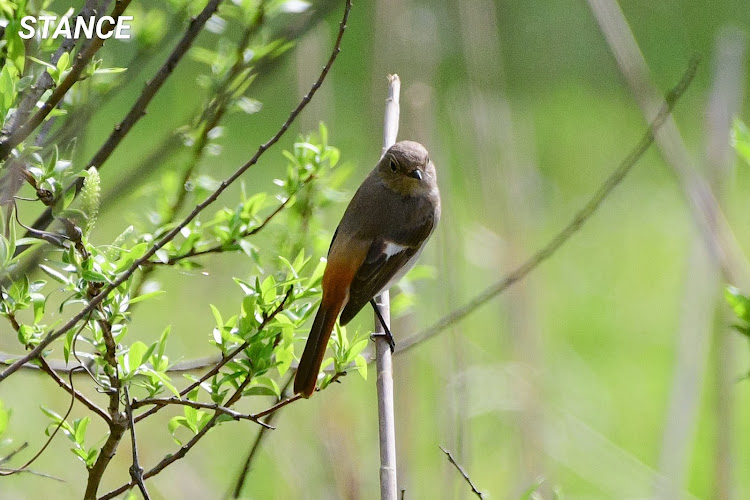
[409, 169, 423, 180]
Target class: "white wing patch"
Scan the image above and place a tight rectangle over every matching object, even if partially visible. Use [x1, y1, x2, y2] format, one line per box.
[383, 241, 408, 259]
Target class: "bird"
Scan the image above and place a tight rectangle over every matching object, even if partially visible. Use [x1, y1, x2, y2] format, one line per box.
[294, 140, 441, 397]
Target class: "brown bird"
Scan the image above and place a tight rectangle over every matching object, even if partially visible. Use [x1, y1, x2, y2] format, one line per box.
[294, 141, 441, 397]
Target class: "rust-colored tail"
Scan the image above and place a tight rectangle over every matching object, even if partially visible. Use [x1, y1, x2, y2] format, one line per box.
[294, 300, 342, 397]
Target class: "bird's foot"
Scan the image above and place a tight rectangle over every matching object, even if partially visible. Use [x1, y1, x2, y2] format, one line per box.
[370, 330, 395, 353]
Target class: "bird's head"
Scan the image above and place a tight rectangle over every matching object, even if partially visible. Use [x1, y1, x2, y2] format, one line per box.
[377, 140, 437, 197]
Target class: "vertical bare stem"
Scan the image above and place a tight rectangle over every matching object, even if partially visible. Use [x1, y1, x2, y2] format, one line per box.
[375, 74, 400, 500]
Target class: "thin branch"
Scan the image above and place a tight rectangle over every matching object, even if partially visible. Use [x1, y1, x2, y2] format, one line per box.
[0, 0, 352, 385]
[100, 372, 257, 499]
[84, 419, 127, 500]
[23, 0, 225, 238]
[153, 175, 314, 266]
[0, 296, 109, 421]
[132, 398, 274, 430]
[0, 0, 134, 161]
[133, 287, 293, 424]
[84, 310, 127, 500]
[0, 368, 78, 476]
[37, 358, 110, 423]
[439, 446, 485, 499]
[375, 73, 400, 500]
[0, 442, 28, 466]
[230, 376, 293, 498]
[102, 370, 345, 499]
[586, 0, 750, 287]
[394, 56, 699, 355]
[251, 372, 345, 419]
[125, 387, 150, 500]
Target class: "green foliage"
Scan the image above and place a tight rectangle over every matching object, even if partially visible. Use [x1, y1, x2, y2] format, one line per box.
[40, 407, 98, 469]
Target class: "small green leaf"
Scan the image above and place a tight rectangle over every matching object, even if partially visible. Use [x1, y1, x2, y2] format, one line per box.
[355, 355, 367, 380]
[128, 290, 166, 304]
[127, 341, 149, 373]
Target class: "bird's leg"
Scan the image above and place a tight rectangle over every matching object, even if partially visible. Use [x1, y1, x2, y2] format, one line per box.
[370, 298, 395, 352]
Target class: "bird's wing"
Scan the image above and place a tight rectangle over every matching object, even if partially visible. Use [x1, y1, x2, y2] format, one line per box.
[339, 211, 436, 325]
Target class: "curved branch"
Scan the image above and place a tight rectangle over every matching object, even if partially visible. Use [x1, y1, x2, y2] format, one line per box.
[395, 56, 700, 355]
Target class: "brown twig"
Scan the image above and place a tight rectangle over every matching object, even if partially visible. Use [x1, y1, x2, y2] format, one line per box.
[439, 446, 485, 499]
[85, 416, 127, 500]
[102, 371, 344, 499]
[154, 175, 314, 266]
[132, 398, 275, 430]
[394, 56, 699, 356]
[84, 311, 127, 500]
[99, 372, 257, 499]
[0, 0, 134, 161]
[0, 0, 352, 385]
[37, 358, 110, 423]
[124, 387, 150, 500]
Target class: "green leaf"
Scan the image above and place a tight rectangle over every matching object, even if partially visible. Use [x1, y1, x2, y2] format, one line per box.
[141, 367, 180, 397]
[260, 275, 276, 303]
[725, 286, 750, 322]
[168, 416, 189, 445]
[244, 386, 278, 397]
[276, 343, 294, 376]
[39, 264, 68, 284]
[355, 355, 367, 380]
[81, 269, 108, 283]
[210, 304, 223, 328]
[127, 341, 149, 373]
[73, 417, 90, 445]
[6, 20, 25, 73]
[128, 290, 166, 304]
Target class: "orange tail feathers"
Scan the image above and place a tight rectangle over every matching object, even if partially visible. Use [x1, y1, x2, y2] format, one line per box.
[294, 299, 343, 397]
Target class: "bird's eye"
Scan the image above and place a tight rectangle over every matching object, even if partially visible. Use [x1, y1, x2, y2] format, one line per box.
[390, 159, 397, 172]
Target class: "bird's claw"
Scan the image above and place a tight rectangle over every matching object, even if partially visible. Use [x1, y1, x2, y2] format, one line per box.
[370, 331, 395, 353]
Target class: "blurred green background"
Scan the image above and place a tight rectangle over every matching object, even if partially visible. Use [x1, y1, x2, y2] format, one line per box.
[3, 0, 750, 498]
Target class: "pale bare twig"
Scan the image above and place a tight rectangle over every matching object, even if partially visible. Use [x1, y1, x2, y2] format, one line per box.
[375, 73, 400, 500]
